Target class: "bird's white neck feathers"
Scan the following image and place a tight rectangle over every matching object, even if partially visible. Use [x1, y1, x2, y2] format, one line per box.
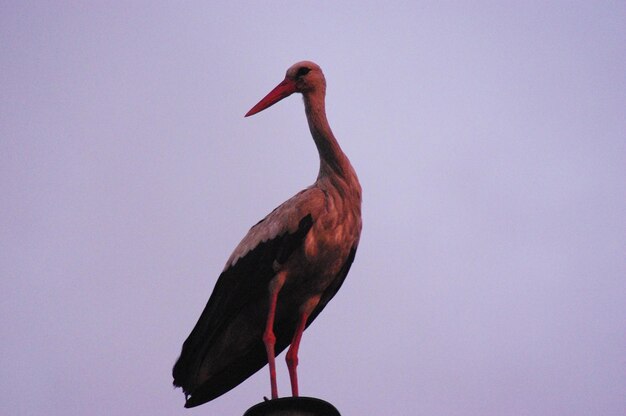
[303, 92, 356, 187]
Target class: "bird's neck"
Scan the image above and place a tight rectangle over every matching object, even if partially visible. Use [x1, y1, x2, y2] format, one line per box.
[303, 93, 356, 183]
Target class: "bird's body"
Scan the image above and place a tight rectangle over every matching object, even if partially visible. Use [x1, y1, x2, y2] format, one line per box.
[173, 61, 361, 408]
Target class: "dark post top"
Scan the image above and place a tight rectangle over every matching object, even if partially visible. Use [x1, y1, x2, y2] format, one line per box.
[243, 397, 341, 416]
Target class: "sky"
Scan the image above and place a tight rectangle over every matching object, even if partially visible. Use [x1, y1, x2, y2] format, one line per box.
[1, 2, 625, 415]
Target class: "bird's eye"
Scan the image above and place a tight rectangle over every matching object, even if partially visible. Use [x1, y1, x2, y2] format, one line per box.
[296, 67, 311, 77]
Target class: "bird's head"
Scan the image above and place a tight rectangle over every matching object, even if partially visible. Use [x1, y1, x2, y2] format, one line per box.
[245, 61, 325, 117]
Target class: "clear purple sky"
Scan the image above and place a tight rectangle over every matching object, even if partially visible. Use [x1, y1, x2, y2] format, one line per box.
[1, 2, 625, 415]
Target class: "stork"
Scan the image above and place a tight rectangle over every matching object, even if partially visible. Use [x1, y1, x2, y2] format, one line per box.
[172, 61, 362, 408]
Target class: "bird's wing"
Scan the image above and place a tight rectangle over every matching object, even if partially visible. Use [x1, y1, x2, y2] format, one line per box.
[172, 186, 326, 403]
[224, 187, 324, 270]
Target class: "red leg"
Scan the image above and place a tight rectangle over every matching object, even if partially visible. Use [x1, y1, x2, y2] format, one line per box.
[285, 296, 319, 397]
[285, 310, 308, 397]
[263, 273, 285, 400]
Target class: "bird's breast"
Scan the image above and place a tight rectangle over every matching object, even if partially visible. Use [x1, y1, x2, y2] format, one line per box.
[281, 178, 361, 296]
[302, 207, 359, 277]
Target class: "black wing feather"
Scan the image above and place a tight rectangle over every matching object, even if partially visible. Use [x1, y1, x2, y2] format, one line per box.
[172, 215, 313, 406]
[185, 243, 358, 408]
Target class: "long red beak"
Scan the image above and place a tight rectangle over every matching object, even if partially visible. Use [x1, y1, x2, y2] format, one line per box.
[245, 78, 297, 117]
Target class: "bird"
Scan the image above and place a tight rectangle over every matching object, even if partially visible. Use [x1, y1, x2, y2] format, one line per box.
[172, 61, 362, 408]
